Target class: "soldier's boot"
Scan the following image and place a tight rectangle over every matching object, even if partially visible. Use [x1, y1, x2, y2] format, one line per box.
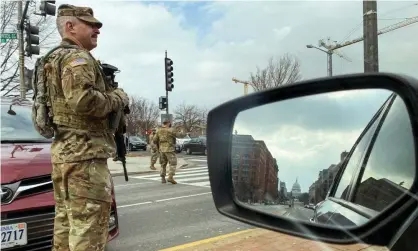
[167, 175, 177, 184]
[113, 157, 119, 161]
[150, 165, 157, 170]
[161, 176, 166, 183]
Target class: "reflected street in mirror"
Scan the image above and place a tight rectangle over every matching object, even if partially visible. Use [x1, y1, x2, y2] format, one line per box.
[231, 88, 416, 228]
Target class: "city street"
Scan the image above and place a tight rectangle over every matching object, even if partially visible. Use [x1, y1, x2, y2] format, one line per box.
[106, 154, 253, 251]
[106, 151, 315, 250]
[283, 205, 315, 222]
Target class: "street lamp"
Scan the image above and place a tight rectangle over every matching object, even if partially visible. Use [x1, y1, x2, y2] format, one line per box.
[306, 44, 333, 77]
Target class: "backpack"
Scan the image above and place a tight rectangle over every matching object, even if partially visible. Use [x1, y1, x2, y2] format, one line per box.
[31, 45, 76, 139]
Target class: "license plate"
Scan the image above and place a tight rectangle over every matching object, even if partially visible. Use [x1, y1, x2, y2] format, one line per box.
[1, 223, 27, 249]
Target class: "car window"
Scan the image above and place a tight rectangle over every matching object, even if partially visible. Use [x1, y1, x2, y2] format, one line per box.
[1, 105, 51, 142]
[353, 96, 415, 212]
[333, 96, 393, 199]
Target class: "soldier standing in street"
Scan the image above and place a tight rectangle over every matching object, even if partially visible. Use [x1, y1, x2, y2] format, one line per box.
[153, 120, 183, 184]
[47, 4, 129, 251]
[149, 128, 159, 170]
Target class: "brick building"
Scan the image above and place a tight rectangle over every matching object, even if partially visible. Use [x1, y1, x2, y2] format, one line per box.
[231, 135, 279, 203]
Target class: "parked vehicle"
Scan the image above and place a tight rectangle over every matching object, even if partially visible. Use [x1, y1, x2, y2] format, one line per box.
[310, 92, 413, 226]
[1, 97, 119, 251]
[183, 136, 207, 155]
[128, 136, 147, 151]
[175, 141, 182, 153]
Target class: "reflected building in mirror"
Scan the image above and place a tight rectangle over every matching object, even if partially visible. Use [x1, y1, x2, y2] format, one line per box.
[231, 135, 279, 203]
[290, 178, 302, 198]
[279, 182, 288, 202]
[309, 151, 349, 204]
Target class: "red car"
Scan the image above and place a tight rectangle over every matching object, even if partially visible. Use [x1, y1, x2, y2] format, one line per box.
[1, 97, 119, 250]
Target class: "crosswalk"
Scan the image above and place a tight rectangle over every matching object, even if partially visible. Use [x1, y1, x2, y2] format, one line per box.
[132, 166, 210, 188]
[183, 156, 207, 162]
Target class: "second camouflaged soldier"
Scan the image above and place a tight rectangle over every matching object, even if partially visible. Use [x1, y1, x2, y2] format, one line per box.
[153, 120, 183, 184]
[149, 128, 159, 170]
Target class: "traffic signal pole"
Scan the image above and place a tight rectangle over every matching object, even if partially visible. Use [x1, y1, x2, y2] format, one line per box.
[17, 1, 55, 99]
[18, 0, 25, 99]
[165, 50, 169, 115]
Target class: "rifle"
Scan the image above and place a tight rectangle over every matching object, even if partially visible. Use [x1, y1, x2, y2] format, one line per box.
[100, 63, 129, 181]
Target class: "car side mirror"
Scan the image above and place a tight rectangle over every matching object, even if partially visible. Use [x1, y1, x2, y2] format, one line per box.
[206, 73, 418, 248]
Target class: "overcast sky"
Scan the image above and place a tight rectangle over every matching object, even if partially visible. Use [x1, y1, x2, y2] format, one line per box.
[46, 0, 418, 190]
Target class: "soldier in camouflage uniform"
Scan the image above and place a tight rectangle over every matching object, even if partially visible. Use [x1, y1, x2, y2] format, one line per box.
[153, 120, 183, 184]
[149, 128, 159, 170]
[48, 4, 129, 251]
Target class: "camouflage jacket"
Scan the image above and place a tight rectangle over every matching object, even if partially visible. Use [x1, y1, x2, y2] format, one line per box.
[153, 126, 182, 153]
[149, 133, 158, 150]
[49, 38, 123, 163]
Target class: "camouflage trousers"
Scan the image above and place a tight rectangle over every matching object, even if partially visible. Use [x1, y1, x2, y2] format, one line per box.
[160, 151, 177, 177]
[51, 159, 112, 251]
[150, 146, 159, 165]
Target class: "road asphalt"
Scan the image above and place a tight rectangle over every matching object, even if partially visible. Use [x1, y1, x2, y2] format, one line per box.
[106, 153, 253, 251]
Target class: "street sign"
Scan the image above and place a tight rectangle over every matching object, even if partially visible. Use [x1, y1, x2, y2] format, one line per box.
[1, 33, 17, 43]
[161, 114, 173, 124]
[1, 33, 17, 39]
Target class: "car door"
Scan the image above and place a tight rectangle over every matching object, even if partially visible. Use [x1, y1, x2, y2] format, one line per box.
[313, 93, 395, 226]
[185, 138, 197, 152]
[195, 137, 206, 152]
[315, 93, 415, 227]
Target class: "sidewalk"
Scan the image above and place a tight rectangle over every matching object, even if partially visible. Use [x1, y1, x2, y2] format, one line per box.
[108, 155, 189, 177]
[160, 228, 389, 251]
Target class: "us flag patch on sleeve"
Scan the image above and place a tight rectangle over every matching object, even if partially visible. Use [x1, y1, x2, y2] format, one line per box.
[69, 58, 87, 67]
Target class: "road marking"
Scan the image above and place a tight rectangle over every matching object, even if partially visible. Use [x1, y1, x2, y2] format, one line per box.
[155, 192, 212, 202]
[158, 229, 255, 251]
[117, 192, 212, 209]
[132, 167, 210, 188]
[117, 201, 153, 208]
[114, 182, 154, 188]
[187, 159, 207, 162]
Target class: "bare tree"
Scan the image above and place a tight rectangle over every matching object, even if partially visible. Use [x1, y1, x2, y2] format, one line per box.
[125, 96, 160, 135]
[249, 53, 302, 92]
[1, 1, 59, 97]
[173, 103, 207, 135]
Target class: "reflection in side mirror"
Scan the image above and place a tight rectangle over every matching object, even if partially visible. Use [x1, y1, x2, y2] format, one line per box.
[231, 88, 416, 228]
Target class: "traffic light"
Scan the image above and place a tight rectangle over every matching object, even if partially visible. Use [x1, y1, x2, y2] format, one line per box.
[159, 96, 167, 110]
[165, 57, 174, 91]
[40, 1, 56, 16]
[24, 22, 40, 57]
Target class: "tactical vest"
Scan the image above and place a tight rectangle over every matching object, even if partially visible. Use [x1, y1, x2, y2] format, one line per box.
[32, 45, 111, 138]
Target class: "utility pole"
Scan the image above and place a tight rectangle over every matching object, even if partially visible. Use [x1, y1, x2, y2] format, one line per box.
[363, 0, 379, 72]
[306, 45, 333, 76]
[18, 0, 25, 99]
[306, 43, 352, 77]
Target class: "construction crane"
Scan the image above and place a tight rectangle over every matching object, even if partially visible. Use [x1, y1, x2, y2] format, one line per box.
[232, 77, 252, 95]
[320, 16, 418, 51]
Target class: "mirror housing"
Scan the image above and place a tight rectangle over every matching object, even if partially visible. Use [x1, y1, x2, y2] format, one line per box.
[207, 73, 418, 247]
